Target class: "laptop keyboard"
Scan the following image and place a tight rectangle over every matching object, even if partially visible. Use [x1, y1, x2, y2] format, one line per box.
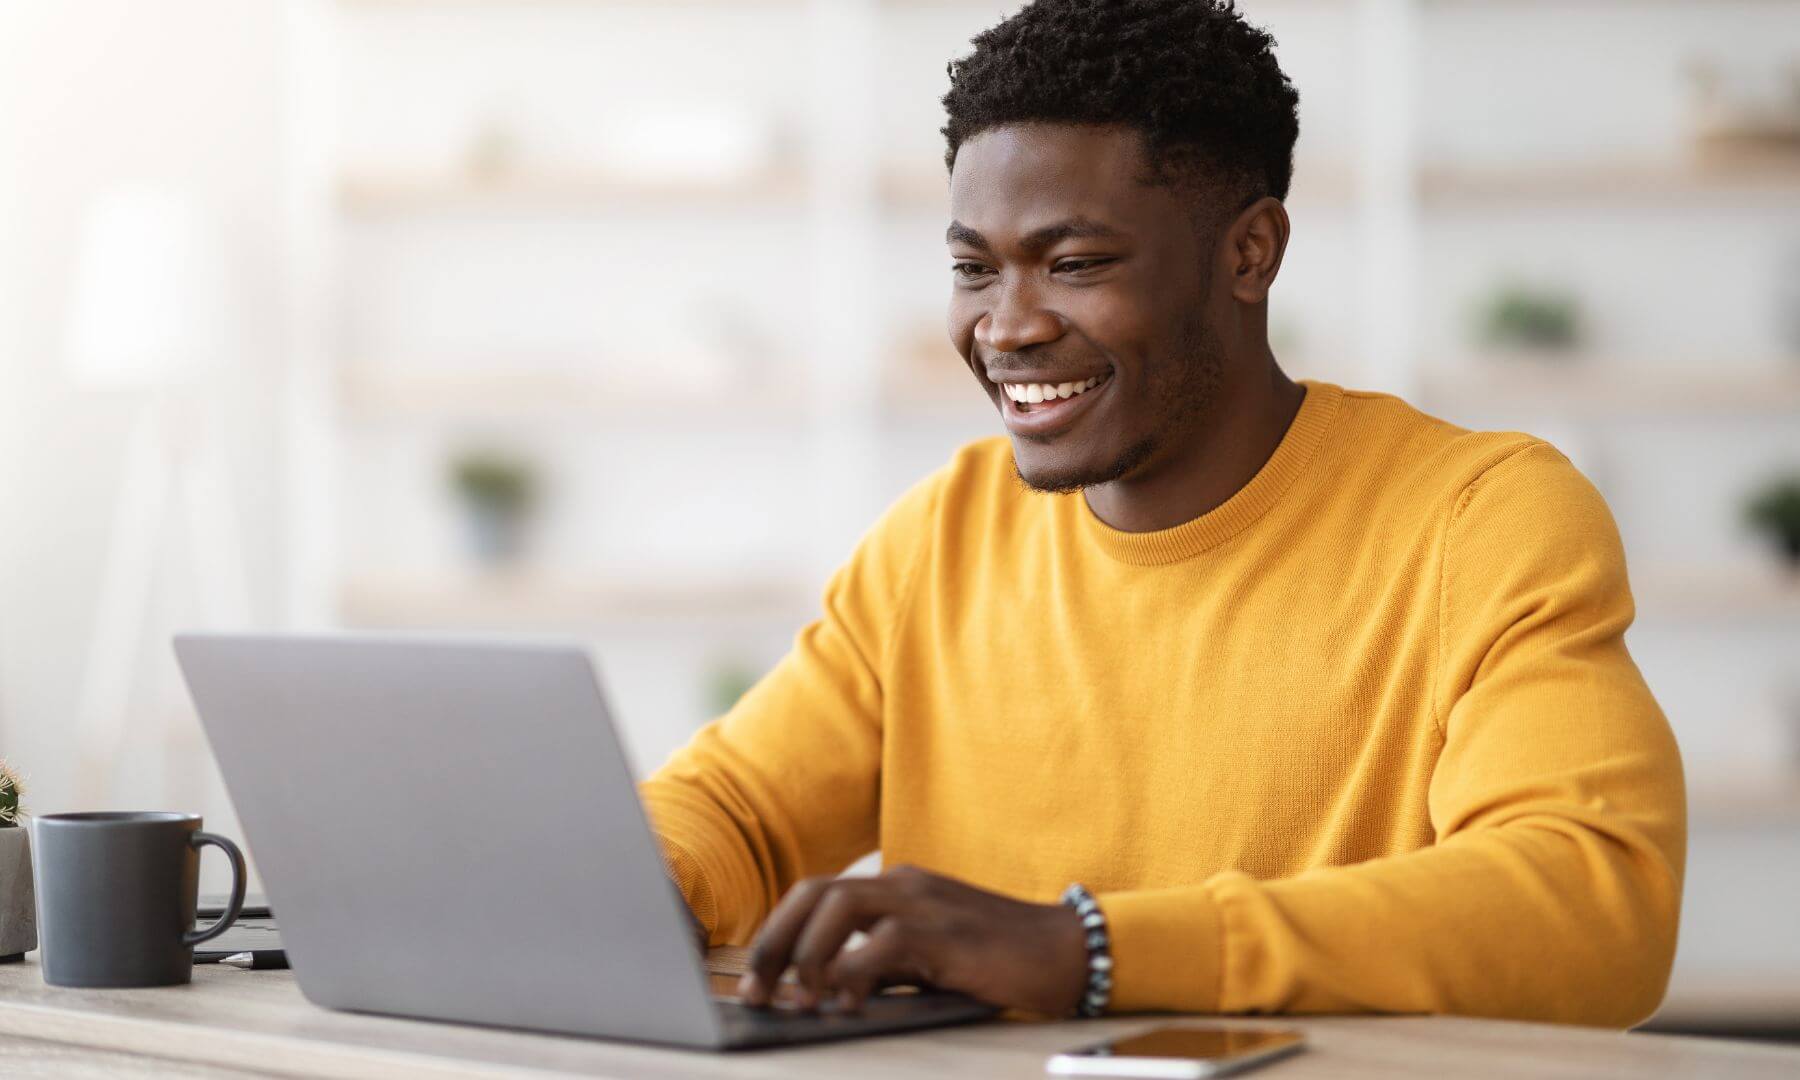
[703, 946, 940, 1015]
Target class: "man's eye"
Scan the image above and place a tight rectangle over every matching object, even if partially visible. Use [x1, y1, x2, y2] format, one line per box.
[952, 262, 992, 280]
[1055, 258, 1112, 274]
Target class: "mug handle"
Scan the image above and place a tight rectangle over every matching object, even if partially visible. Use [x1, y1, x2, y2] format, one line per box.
[184, 831, 247, 947]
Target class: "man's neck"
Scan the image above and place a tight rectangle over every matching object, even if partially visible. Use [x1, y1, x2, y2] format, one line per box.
[1082, 361, 1307, 534]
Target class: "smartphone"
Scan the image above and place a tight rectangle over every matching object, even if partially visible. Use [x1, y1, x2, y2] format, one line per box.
[1046, 1025, 1305, 1078]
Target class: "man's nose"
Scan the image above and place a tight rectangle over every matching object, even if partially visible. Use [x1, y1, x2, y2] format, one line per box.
[974, 279, 1063, 355]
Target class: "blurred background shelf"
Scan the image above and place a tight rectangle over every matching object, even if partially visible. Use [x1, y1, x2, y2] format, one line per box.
[1632, 564, 1800, 621]
[1687, 779, 1800, 826]
[339, 369, 811, 425]
[339, 0, 807, 7]
[1425, 0, 1798, 7]
[338, 168, 809, 214]
[1419, 159, 1800, 205]
[1416, 363, 1800, 415]
[339, 573, 816, 628]
[336, 0, 1012, 8]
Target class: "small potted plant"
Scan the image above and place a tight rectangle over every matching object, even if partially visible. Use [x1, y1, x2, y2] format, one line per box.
[1475, 280, 1583, 355]
[1743, 472, 1800, 571]
[0, 758, 34, 961]
[705, 658, 764, 717]
[449, 450, 539, 567]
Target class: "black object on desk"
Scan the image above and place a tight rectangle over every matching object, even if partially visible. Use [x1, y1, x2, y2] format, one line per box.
[194, 893, 285, 969]
[218, 950, 289, 970]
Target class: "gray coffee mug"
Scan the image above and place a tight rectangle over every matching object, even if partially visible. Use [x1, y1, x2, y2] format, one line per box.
[31, 811, 245, 988]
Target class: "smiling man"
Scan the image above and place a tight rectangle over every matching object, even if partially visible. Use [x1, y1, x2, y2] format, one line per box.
[641, 0, 1684, 1028]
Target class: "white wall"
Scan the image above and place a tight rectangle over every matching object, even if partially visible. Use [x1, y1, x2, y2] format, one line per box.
[0, 1, 290, 886]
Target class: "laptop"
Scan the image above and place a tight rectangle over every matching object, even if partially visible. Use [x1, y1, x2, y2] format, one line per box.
[173, 633, 998, 1049]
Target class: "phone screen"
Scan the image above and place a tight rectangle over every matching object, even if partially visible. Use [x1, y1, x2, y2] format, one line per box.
[1073, 1025, 1303, 1060]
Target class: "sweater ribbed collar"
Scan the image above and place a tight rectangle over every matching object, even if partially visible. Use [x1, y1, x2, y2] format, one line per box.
[1078, 378, 1344, 566]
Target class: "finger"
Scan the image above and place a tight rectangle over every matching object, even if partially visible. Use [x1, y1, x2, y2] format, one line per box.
[789, 881, 894, 1007]
[740, 877, 832, 1006]
[824, 917, 913, 1013]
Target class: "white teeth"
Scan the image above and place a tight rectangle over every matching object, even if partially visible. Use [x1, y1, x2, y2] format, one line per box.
[1001, 375, 1106, 405]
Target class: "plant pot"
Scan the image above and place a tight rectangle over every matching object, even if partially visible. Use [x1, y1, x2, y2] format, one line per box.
[461, 501, 528, 566]
[0, 826, 34, 961]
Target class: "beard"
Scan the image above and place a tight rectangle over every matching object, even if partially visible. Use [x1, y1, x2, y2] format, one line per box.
[1012, 315, 1226, 495]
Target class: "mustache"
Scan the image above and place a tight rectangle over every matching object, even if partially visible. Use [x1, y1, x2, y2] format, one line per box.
[977, 355, 1101, 378]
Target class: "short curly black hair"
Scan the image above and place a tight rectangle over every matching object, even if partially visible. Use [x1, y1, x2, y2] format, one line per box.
[941, 0, 1300, 209]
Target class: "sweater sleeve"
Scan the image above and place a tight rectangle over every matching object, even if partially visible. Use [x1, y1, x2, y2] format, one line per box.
[637, 468, 944, 946]
[1097, 440, 1687, 1028]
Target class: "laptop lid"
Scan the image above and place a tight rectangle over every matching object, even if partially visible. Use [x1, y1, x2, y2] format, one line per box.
[173, 632, 725, 1048]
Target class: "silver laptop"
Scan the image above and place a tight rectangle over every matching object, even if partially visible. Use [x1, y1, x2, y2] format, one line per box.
[173, 633, 997, 1049]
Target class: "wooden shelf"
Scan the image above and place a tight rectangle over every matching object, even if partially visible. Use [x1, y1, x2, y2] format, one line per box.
[1427, 0, 1796, 7]
[877, 165, 946, 213]
[1688, 778, 1800, 827]
[1632, 565, 1800, 622]
[1420, 158, 1800, 206]
[874, 346, 1008, 426]
[339, 369, 810, 425]
[1416, 362, 1800, 416]
[340, 573, 815, 627]
[880, 389, 996, 428]
[338, 167, 807, 214]
[340, 0, 805, 8]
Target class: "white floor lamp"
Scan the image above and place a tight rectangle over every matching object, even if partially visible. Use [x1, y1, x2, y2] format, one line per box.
[65, 187, 252, 807]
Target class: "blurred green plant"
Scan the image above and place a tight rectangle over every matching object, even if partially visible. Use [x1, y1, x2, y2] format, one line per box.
[1476, 281, 1582, 352]
[706, 660, 763, 717]
[448, 450, 540, 566]
[1744, 472, 1800, 567]
[449, 451, 537, 514]
[0, 758, 24, 827]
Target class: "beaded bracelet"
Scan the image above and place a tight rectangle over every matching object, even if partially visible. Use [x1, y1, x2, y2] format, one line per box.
[1059, 882, 1113, 1017]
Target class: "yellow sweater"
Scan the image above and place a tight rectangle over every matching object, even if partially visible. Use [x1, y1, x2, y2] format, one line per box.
[641, 378, 1686, 1028]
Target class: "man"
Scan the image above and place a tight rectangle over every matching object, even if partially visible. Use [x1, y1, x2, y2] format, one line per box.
[641, 0, 1684, 1028]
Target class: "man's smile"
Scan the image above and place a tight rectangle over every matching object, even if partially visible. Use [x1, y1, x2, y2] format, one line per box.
[994, 369, 1114, 437]
[997, 374, 1105, 405]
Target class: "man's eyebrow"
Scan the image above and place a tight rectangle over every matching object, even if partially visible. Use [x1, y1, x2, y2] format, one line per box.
[946, 221, 988, 249]
[946, 217, 1127, 252]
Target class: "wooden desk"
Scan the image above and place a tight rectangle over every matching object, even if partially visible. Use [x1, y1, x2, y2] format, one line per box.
[2, 958, 1798, 1079]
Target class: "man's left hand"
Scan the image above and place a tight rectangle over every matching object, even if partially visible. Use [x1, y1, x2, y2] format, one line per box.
[735, 864, 1090, 1016]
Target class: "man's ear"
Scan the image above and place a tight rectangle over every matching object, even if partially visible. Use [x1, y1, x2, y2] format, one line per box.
[1225, 196, 1290, 305]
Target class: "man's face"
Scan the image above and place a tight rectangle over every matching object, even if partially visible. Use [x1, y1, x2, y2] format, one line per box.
[947, 124, 1227, 493]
